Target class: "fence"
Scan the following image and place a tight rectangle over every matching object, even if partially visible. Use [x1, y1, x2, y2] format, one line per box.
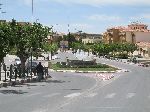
[0, 63, 49, 82]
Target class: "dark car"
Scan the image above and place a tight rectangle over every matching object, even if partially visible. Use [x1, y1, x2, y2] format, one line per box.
[25, 61, 38, 72]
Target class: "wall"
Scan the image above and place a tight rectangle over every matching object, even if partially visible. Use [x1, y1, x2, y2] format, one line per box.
[134, 32, 150, 43]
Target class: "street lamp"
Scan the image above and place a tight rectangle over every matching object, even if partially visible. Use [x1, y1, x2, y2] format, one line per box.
[30, 47, 33, 78]
[36, 19, 39, 23]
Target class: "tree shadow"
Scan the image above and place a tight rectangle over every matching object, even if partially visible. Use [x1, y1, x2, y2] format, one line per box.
[0, 90, 28, 94]
[25, 84, 38, 87]
[64, 89, 81, 91]
[11, 85, 23, 87]
[46, 80, 66, 83]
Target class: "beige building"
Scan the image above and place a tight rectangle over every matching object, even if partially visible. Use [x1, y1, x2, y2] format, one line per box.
[103, 22, 150, 44]
[72, 32, 102, 44]
[136, 42, 150, 58]
[81, 33, 102, 44]
[47, 32, 65, 43]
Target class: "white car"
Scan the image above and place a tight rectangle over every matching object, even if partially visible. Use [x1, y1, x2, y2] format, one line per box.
[14, 58, 21, 65]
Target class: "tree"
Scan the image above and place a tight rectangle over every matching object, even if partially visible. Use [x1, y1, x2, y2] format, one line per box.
[10, 19, 51, 76]
[0, 22, 14, 80]
[43, 42, 58, 60]
[63, 34, 77, 49]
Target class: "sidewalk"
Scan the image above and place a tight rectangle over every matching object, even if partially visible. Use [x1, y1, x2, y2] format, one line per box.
[0, 74, 52, 88]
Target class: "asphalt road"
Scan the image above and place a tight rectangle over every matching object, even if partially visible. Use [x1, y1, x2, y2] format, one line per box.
[0, 57, 150, 112]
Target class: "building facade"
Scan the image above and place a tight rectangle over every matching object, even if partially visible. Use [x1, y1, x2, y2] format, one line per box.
[82, 33, 102, 44]
[72, 32, 102, 44]
[103, 22, 150, 44]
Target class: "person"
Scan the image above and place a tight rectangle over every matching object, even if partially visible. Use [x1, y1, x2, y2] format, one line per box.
[36, 62, 44, 82]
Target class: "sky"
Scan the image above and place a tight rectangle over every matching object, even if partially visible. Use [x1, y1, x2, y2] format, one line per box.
[1, 0, 150, 34]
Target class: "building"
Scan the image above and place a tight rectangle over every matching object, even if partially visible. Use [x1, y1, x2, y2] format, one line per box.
[103, 22, 150, 44]
[82, 33, 103, 44]
[47, 32, 65, 43]
[136, 42, 150, 58]
[71, 32, 102, 44]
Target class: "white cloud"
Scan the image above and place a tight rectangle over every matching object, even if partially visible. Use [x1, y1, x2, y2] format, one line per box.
[130, 13, 150, 22]
[18, 0, 150, 7]
[88, 14, 122, 22]
[17, 0, 47, 6]
[141, 14, 150, 19]
[50, 0, 150, 6]
[44, 23, 93, 33]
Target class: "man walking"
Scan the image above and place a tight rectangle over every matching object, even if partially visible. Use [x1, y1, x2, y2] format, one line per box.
[36, 62, 44, 82]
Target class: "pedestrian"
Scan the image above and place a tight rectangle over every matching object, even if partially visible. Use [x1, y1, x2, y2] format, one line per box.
[36, 62, 44, 82]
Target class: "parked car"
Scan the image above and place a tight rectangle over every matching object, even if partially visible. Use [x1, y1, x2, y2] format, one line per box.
[14, 58, 21, 65]
[25, 61, 38, 72]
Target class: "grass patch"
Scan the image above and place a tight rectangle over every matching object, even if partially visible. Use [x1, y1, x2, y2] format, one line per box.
[49, 62, 118, 71]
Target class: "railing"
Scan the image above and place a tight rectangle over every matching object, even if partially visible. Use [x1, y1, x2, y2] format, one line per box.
[0, 63, 49, 83]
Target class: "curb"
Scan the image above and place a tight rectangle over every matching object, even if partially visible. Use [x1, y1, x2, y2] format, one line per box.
[50, 69, 117, 73]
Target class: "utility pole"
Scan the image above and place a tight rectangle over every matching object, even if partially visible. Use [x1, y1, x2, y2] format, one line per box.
[68, 24, 71, 50]
[0, 1, 6, 21]
[30, 0, 34, 78]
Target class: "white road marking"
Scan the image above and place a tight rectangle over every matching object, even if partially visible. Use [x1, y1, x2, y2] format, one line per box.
[105, 93, 116, 98]
[64, 92, 81, 98]
[85, 93, 98, 98]
[43, 93, 60, 98]
[26, 93, 41, 97]
[126, 93, 135, 98]
[87, 106, 122, 109]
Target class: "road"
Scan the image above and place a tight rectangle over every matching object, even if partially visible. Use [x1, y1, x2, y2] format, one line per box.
[0, 57, 150, 112]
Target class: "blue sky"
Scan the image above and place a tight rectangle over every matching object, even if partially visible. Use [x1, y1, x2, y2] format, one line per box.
[1, 0, 150, 34]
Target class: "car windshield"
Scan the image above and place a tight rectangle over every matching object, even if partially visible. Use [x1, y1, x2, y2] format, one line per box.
[15, 59, 20, 61]
[28, 62, 38, 66]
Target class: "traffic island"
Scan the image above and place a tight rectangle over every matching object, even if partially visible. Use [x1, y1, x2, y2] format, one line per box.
[50, 62, 119, 73]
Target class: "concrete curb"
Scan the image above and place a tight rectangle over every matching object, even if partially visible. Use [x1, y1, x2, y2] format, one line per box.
[49, 69, 117, 73]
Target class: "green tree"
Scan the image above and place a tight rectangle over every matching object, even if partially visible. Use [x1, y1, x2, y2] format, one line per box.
[10, 19, 51, 76]
[0, 22, 14, 80]
[43, 42, 58, 60]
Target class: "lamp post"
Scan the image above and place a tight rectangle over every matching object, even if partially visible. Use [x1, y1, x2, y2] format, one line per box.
[30, 0, 34, 78]
[50, 25, 53, 60]
[36, 19, 39, 23]
[30, 47, 33, 78]
[0, 2, 6, 20]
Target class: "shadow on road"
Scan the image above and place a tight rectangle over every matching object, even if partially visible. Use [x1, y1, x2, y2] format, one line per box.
[0, 90, 28, 94]
[25, 84, 38, 87]
[46, 80, 66, 83]
[64, 89, 81, 91]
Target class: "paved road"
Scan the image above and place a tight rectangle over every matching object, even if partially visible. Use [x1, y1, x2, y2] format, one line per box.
[0, 72, 97, 112]
[56, 58, 150, 112]
[0, 56, 150, 112]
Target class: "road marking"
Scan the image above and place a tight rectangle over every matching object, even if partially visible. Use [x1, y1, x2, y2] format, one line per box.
[43, 93, 60, 98]
[87, 106, 122, 109]
[85, 93, 98, 98]
[105, 93, 116, 98]
[126, 93, 135, 98]
[26, 93, 41, 97]
[64, 92, 81, 98]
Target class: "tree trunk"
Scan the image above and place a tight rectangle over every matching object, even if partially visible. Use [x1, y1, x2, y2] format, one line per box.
[0, 62, 1, 81]
[19, 57, 27, 78]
